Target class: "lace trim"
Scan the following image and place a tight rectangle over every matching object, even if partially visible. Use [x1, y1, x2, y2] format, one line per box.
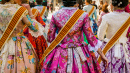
[29, 19, 44, 37]
[88, 40, 102, 52]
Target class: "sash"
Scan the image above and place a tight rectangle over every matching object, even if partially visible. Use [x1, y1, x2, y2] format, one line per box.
[40, 6, 46, 16]
[89, 6, 95, 16]
[98, 17, 130, 64]
[39, 9, 84, 63]
[83, 6, 95, 44]
[0, 7, 27, 51]
[32, 8, 39, 17]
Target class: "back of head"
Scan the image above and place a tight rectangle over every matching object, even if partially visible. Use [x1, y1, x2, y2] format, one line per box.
[36, 0, 42, 5]
[62, 0, 77, 7]
[112, 0, 128, 8]
[2, 0, 9, 4]
[85, 0, 92, 4]
[29, 1, 35, 8]
[102, 3, 108, 13]
[22, 0, 29, 4]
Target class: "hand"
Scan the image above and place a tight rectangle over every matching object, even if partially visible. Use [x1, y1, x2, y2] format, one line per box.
[21, 4, 31, 11]
[101, 55, 108, 69]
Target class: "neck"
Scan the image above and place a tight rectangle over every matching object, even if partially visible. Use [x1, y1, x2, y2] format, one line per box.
[114, 7, 124, 11]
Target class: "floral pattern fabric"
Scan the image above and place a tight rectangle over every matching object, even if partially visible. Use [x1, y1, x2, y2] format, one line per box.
[40, 7, 102, 73]
[0, 4, 38, 73]
[24, 12, 47, 68]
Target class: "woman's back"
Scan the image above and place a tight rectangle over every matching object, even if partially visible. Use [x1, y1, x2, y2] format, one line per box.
[98, 11, 130, 42]
[48, 7, 98, 48]
[0, 4, 26, 38]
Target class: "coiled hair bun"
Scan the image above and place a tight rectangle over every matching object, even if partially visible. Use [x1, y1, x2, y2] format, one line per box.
[112, 0, 128, 8]
[62, 0, 77, 7]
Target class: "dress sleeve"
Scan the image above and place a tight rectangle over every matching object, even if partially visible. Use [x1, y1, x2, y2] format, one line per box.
[35, 12, 46, 27]
[26, 15, 38, 32]
[83, 14, 102, 52]
[47, 15, 56, 43]
[97, 16, 108, 40]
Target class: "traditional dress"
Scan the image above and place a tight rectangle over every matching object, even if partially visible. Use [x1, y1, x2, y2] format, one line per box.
[83, 4, 98, 44]
[97, 10, 130, 73]
[23, 10, 48, 67]
[0, 4, 39, 73]
[40, 7, 102, 73]
[34, 5, 47, 21]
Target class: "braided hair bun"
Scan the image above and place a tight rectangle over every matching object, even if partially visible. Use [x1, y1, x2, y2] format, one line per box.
[112, 0, 128, 8]
[62, 0, 77, 7]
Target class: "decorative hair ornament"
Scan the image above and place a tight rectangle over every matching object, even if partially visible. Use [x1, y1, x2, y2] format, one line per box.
[118, 2, 122, 6]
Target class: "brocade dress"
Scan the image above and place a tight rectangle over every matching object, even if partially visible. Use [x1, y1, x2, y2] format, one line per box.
[98, 10, 130, 73]
[40, 7, 102, 73]
[0, 4, 39, 73]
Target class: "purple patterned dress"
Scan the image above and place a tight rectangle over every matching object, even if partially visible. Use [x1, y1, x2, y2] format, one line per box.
[40, 7, 102, 73]
[97, 11, 130, 73]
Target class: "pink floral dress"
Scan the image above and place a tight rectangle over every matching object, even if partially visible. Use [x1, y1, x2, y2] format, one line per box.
[40, 7, 102, 73]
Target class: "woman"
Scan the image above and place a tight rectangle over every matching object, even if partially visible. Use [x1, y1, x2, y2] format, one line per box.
[40, 0, 108, 73]
[0, 0, 40, 72]
[83, 0, 98, 44]
[34, 0, 47, 22]
[97, 3, 109, 27]
[22, 0, 48, 68]
[98, 0, 130, 72]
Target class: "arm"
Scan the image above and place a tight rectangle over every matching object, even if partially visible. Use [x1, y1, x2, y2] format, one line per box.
[97, 16, 108, 40]
[83, 14, 108, 68]
[83, 13, 98, 47]
[47, 16, 56, 43]
[21, 4, 35, 19]
[22, 15, 38, 32]
[36, 12, 46, 27]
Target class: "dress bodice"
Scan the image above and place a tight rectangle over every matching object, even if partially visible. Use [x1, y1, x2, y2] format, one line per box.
[48, 7, 98, 48]
[0, 4, 25, 38]
[98, 12, 130, 43]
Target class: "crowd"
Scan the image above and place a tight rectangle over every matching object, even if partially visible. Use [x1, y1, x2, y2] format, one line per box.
[0, 0, 130, 73]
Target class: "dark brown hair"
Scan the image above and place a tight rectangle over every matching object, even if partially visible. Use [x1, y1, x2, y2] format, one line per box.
[85, 0, 92, 4]
[102, 3, 109, 13]
[112, 0, 128, 8]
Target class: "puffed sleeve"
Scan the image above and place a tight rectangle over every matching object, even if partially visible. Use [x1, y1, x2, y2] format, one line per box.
[83, 13, 102, 52]
[35, 12, 46, 27]
[97, 16, 108, 40]
[47, 15, 56, 43]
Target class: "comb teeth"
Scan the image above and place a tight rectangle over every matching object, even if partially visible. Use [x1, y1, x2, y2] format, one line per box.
[0, 7, 27, 50]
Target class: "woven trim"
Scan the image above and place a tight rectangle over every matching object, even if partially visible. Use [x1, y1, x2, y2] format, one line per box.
[0, 7, 27, 51]
[39, 9, 84, 64]
[32, 8, 39, 17]
[40, 6, 46, 16]
[89, 6, 95, 16]
[98, 17, 130, 64]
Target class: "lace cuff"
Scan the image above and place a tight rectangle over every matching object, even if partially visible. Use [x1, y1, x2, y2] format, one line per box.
[29, 19, 44, 37]
[88, 40, 102, 52]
